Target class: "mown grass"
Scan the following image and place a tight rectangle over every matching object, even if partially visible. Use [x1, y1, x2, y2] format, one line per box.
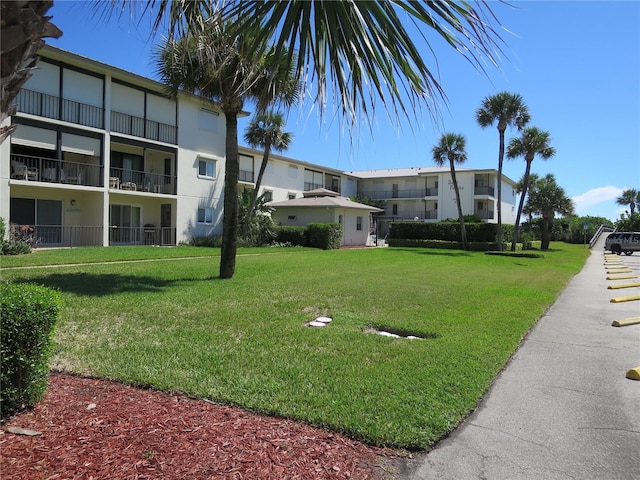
[0, 244, 589, 449]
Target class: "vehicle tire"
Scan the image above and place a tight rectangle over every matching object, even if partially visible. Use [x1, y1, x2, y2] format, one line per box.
[624, 250, 633, 256]
[611, 244, 622, 255]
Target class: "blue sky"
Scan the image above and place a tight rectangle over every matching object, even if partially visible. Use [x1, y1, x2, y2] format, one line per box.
[48, 0, 639, 221]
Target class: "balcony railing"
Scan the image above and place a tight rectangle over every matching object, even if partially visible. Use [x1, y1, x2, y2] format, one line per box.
[239, 169, 254, 183]
[109, 226, 176, 246]
[109, 167, 176, 194]
[380, 210, 438, 220]
[474, 186, 495, 196]
[111, 110, 177, 144]
[10, 154, 103, 186]
[17, 88, 104, 129]
[13, 224, 104, 247]
[475, 209, 495, 220]
[304, 182, 323, 191]
[358, 188, 434, 199]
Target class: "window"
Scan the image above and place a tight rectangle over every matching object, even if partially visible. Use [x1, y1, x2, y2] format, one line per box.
[287, 215, 297, 221]
[288, 192, 296, 200]
[198, 159, 216, 178]
[197, 207, 214, 224]
[262, 190, 273, 202]
[356, 216, 363, 231]
[392, 204, 398, 215]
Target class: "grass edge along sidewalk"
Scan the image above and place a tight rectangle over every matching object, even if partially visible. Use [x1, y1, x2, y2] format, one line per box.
[1, 244, 589, 450]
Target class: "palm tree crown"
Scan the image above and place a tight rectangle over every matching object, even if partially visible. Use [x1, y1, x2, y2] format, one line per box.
[616, 188, 639, 215]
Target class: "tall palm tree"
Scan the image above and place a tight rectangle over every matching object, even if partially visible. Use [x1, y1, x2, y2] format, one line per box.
[101, 0, 504, 126]
[242, 111, 293, 236]
[0, 0, 61, 143]
[156, 22, 298, 278]
[525, 173, 574, 250]
[506, 127, 556, 251]
[432, 133, 468, 250]
[476, 92, 530, 249]
[615, 188, 639, 215]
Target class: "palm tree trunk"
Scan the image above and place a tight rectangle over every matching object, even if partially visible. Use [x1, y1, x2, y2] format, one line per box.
[541, 212, 553, 250]
[242, 144, 271, 237]
[220, 113, 240, 279]
[450, 158, 467, 250]
[511, 159, 532, 252]
[496, 131, 505, 250]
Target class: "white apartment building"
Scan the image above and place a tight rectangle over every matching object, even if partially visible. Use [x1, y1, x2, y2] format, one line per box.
[349, 167, 518, 236]
[1, 46, 517, 248]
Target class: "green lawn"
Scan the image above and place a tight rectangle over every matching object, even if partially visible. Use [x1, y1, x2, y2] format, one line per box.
[0, 244, 589, 449]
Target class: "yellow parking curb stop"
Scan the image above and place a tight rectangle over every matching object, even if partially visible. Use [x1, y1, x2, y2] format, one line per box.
[607, 275, 638, 280]
[626, 367, 640, 381]
[608, 282, 640, 289]
[610, 295, 640, 303]
[612, 317, 640, 327]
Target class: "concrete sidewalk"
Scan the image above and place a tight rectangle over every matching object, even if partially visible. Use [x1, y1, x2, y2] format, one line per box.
[401, 239, 640, 480]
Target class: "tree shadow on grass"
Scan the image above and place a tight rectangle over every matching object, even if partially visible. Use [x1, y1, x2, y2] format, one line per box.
[11, 272, 219, 297]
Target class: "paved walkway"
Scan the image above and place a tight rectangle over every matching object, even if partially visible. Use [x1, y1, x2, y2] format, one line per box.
[401, 238, 640, 480]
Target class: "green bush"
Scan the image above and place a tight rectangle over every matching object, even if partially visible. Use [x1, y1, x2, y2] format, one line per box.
[1, 283, 61, 419]
[0, 218, 33, 255]
[389, 222, 499, 243]
[274, 226, 307, 246]
[307, 223, 343, 250]
[388, 238, 497, 251]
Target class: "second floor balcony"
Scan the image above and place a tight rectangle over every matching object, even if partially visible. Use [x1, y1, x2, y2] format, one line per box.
[109, 167, 176, 194]
[358, 187, 437, 199]
[11, 154, 103, 187]
[17, 88, 104, 129]
[474, 186, 495, 196]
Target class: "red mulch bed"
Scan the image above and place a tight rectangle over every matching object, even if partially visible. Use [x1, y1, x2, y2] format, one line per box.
[1, 373, 392, 479]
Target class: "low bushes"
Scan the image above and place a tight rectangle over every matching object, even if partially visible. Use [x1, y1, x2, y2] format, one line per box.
[274, 223, 343, 250]
[1, 283, 61, 419]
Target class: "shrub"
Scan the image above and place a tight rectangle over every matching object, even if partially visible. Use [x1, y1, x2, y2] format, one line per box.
[389, 222, 499, 243]
[274, 226, 307, 246]
[1, 283, 61, 419]
[307, 223, 343, 250]
[0, 219, 33, 255]
[185, 235, 223, 248]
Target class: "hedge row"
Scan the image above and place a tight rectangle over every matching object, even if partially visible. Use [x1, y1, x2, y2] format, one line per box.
[389, 221, 514, 242]
[388, 238, 499, 251]
[1, 283, 60, 419]
[274, 223, 343, 250]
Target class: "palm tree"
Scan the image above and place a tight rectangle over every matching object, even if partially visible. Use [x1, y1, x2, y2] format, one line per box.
[615, 188, 639, 215]
[476, 92, 530, 249]
[155, 22, 297, 278]
[102, 1, 504, 126]
[506, 127, 556, 251]
[242, 111, 293, 236]
[0, 1, 61, 143]
[432, 133, 468, 250]
[525, 174, 574, 250]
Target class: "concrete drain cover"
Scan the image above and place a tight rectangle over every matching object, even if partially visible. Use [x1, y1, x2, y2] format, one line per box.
[306, 316, 333, 327]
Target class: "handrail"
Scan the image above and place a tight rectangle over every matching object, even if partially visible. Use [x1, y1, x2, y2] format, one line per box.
[589, 224, 615, 248]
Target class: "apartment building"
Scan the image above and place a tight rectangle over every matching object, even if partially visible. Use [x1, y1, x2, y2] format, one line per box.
[349, 167, 517, 236]
[1, 46, 517, 248]
[0, 47, 359, 248]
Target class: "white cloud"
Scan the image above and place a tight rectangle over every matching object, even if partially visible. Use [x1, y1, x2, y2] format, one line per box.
[571, 186, 624, 217]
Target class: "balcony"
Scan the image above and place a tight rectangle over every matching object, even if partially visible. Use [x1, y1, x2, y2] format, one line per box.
[305, 182, 323, 191]
[358, 188, 431, 199]
[475, 209, 495, 220]
[109, 226, 176, 246]
[11, 154, 103, 186]
[380, 209, 438, 220]
[111, 111, 177, 144]
[474, 186, 495, 196]
[109, 167, 176, 194]
[12, 224, 104, 247]
[17, 88, 104, 129]
[239, 169, 254, 183]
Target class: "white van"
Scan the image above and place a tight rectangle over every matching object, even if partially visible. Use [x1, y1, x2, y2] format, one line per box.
[605, 232, 640, 255]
